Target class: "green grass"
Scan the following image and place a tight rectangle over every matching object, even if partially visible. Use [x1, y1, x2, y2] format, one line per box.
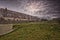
[0, 22, 60, 40]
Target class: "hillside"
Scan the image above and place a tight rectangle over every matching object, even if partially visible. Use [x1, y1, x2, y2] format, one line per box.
[0, 8, 40, 23]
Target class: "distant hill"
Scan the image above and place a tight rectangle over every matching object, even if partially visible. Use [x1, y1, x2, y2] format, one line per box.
[0, 8, 40, 24]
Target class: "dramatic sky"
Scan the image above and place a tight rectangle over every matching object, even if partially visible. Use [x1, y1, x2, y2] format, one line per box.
[0, 0, 60, 19]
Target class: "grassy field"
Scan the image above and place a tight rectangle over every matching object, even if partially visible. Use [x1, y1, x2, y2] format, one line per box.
[0, 21, 60, 40]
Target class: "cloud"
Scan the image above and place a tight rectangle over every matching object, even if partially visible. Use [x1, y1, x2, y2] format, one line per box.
[0, 0, 60, 19]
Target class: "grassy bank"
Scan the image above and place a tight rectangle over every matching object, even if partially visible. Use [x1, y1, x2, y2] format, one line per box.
[0, 22, 60, 40]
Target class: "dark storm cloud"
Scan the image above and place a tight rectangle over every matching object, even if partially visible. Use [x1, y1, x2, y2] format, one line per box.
[0, 0, 60, 19]
[34, 0, 60, 19]
[0, 0, 23, 11]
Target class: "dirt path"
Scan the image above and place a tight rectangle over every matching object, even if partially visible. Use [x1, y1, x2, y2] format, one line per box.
[0, 24, 13, 35]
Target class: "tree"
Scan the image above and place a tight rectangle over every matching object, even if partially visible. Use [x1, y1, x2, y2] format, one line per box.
[3, 8, 8, 17]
